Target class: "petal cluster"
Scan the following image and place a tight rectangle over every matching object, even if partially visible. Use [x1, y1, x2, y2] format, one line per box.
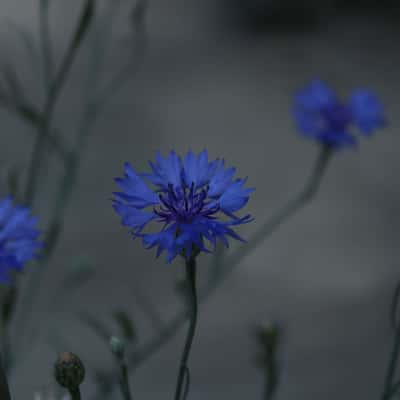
[113, 151, 254, 263]
[0, 196, 41, 284]
[293, 80, 386, 149]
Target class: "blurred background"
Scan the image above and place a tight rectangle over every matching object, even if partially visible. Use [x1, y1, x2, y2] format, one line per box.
[0, 0, 399, 399]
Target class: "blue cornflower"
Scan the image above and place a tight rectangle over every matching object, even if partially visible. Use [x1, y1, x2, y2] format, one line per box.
[293, 80, 386, 149]
[113, 150, 254, 263]
[0, 196, 41, 284]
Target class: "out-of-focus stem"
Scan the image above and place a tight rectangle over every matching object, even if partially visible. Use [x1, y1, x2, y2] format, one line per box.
[381, 307, 400, 400]
[0, 100, 72, 162]
[119, 360, 133, 400]
[39, 0, 53, 92]
[263, 359, 278, 400]
[0, 356, 11, 400]
[24, 0, 95, 206]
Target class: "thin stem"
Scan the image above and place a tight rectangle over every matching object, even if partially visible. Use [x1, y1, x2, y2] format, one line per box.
[39, 0, 53, 91]
[69, 388, 82, 400]
[263, 360, 278, 400]
[174, 257, 198, 400]
[0, 356, 11, 400]
[381, 327, 400, 400]
[386, 380, 400, 399]
[119, 360, 133, 400]
[182, 367, 190, 400]
[24, 0, 95, 205]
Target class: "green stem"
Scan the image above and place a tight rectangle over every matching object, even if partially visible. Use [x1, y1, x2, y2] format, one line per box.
[69, 388, 82, 400]
[381, 328, 400, 400]
[0, 356, 11, 400]
[39, 0, 53, 92]
[174, 257, 198, 400]
[386, 380, 400, 400]
[264, 359, 278, 400]
[119, 360, 133, 400]
[24, 0, 95, 206]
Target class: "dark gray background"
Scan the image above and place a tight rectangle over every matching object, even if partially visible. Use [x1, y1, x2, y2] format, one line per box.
[1, 1, 399, 399]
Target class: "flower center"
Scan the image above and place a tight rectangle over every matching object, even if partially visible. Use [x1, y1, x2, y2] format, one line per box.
[154, 183, 219, 223]
[322, 103, 352, 131]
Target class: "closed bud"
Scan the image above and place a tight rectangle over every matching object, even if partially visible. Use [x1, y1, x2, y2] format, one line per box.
[54, 352, 85, 391]
[110, 336, 125, 359]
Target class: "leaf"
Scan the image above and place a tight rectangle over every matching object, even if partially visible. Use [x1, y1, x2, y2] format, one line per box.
[77, 311, 111, 343]
[111, 310, 137, 343]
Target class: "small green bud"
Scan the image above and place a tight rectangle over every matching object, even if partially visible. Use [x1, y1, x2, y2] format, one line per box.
[54, 352, 85, 391]
[110, 336, 125, 359]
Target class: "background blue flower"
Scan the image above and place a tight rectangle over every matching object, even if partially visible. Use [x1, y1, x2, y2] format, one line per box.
[0, 196, 42, 284]
[293, 80, 386, 149]
[113, 150, 254, 263]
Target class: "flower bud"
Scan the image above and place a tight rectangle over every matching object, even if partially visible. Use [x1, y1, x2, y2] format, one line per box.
[110, 336, 125, 359]
[54, 352, 85, 391]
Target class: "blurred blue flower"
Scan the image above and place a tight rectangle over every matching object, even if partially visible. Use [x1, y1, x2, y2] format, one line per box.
[0, 196, 41, 284]
[293, 80, 386, 149]
[113, 150, 254, 263]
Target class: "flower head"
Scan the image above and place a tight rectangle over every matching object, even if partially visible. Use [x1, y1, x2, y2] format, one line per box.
[0, 196, 41, 284]
[113, 150, 254, 263]
[293, 80, 386, 149]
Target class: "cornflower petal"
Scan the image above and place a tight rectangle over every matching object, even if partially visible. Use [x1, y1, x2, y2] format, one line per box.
[208, 160, 236, 198]
[113, 202, 155, 231]
[114, 162, 159, 208]
[350, 89, 386, 135]
[219, 179, 255, 213]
